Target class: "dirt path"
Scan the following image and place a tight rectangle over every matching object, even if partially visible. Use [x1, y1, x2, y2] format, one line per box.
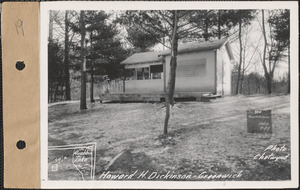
[48, 94, 291, 181]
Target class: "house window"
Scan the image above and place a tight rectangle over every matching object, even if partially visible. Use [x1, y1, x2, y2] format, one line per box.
[176, 59, 206, 77]
[150, 65, 163, 79]
[136, 67, 150, 80]
[143, 67, 150, 79]
[134, 65, 163, 80]
[126, 69, 135, 80]
[136, 68, 143, 80]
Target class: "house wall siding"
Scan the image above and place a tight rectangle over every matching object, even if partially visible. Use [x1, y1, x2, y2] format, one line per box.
[125, 79, 164, 93]
[165, 51, 215, 92]
[216, 48, 223, 94]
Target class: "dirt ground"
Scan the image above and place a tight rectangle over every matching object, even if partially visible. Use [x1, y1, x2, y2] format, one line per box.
[48, 94, 291, 181]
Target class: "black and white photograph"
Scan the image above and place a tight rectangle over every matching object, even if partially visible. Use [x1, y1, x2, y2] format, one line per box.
[40, 1, 298, 189]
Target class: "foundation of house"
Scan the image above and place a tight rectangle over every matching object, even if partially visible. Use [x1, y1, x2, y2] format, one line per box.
[99, 92, 222, 103]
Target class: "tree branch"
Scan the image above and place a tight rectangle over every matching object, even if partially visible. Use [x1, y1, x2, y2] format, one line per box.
[132, 18, 171, 49]
[158, 10, 173, 28]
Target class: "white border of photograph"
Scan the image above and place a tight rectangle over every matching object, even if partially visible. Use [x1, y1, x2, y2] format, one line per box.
[40, 1, 299, 189]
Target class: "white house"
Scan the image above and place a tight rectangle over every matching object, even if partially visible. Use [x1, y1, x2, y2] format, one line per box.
[121, 38, 234, 98]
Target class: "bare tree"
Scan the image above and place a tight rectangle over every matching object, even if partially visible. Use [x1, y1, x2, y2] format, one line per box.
[239, 25, 262, 94]
[48, 10, 79, 101]
[124, 10, 204, 134]
[80, 11, 87, 110]
[233, 10, 255, 94]
[261, 10, 271, 93]
[260, 10, 286, 94]
[89, 31, 95, 103]
[268, 10, 290, 93]
[236, 21, 243, 94]
[164, 10, 178, 135]
[64, 10, 71, 100]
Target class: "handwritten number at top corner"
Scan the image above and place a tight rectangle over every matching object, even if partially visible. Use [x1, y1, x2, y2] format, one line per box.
[15, 19, 24, 36]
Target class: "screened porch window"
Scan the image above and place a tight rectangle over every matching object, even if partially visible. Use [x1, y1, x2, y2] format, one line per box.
[150, 65, 163, 79]
[136, 67, 150, 80]
[126, 69, 136, 80]
[129, 64, 163, 80]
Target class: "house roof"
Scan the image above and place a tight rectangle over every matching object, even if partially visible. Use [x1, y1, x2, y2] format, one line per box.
[159, 38, 229, 56]
[120, 51, 163, 65]
[121, 38, 234, 65]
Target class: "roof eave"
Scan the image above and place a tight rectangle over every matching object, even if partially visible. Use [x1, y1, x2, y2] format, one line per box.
[121, 60, 163, 65]
[225, 42, 235, 61]
[159, 38, 229, 56]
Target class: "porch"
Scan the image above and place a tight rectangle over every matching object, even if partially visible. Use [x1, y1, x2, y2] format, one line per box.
[99, 91, 217, 102]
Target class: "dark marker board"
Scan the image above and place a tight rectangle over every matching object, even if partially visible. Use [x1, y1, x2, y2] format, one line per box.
[247, 110, 272, 134]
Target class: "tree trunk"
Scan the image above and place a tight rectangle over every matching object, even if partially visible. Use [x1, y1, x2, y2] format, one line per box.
[80, 11, 87, 110]
[247, 78, 250, 95]
[235, 21, 242, 94]
[90, 65, 95, 103]
[48, 84, 51, 103]
[240, 73, 244, 94]
[255, 77, 259, 93]
[287, 43, 290, 93]
[122, 78, 126, 93]
[54, 70, 63, 102]
[64, 10, 71, 100]
[164, 10, 178, 135]
[218, 10, 221, 39]
[261, 10, 272, 94]
[90, 31, 95, 103]
[266, 74, 272, 94]
[49, 11, 53, 41]
[54, 83, 58, 102]
[204, 20, 209, 41]
[240, 40, 247, 94]
[50, 84, 54, 102]
[240, 70, 244, 94]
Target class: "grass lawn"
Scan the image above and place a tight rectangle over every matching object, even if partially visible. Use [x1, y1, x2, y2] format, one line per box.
[48, 94, 291, 181]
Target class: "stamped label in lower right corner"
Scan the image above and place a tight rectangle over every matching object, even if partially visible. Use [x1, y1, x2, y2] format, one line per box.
[247, 110, 272, 134]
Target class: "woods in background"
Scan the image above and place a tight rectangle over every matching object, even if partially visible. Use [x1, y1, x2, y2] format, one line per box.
[228, 9, 290, 95]
[48, 9, 290, 102]
[48, 10, 130, 103]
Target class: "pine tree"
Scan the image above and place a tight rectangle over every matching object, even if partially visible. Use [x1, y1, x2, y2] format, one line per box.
[268, 10, 290, 93]
[80, 11, 87, 110]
